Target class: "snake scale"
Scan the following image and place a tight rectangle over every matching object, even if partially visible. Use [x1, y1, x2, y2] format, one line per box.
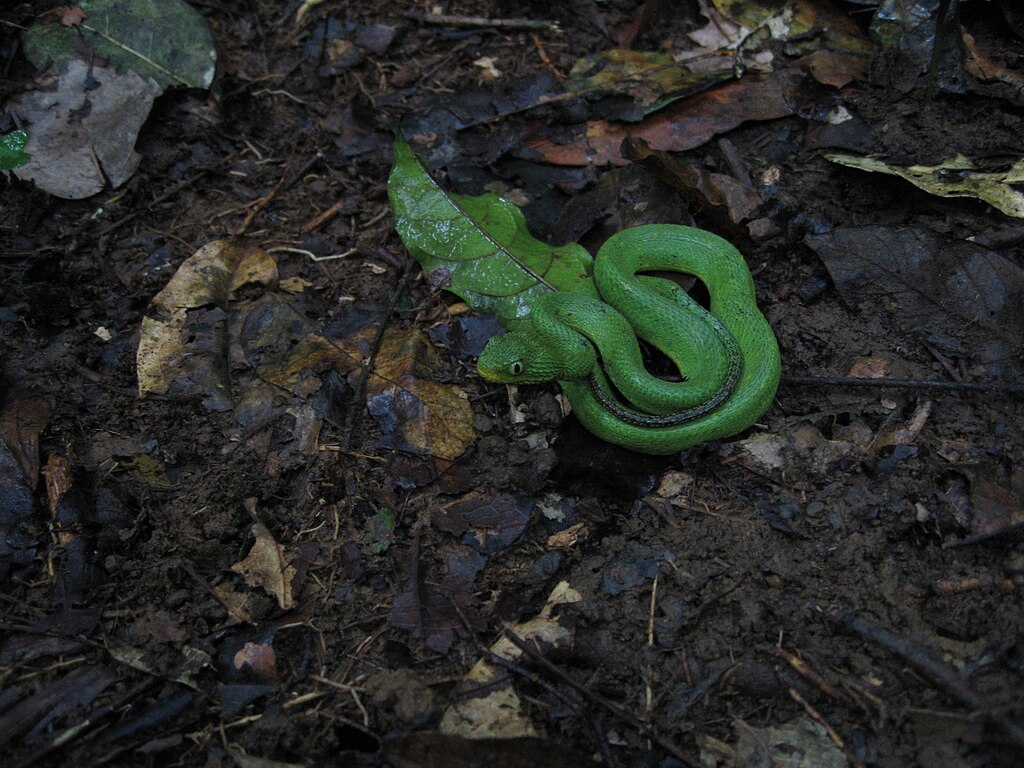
[476, 224, 780, 455]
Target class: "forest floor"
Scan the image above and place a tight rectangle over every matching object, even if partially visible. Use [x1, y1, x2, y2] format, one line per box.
[1, 1, 1023, 767]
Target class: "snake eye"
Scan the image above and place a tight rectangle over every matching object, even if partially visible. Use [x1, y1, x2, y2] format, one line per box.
[510, 361, 523, 376]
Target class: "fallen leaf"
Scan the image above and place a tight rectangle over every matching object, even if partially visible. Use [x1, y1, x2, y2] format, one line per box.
[701, 714, 846, 768]
[0, 396, 51, 488]
[622, 137, 762, 233]
[366, 328, 476, 460]
[233, 641, 279, 681]
[41, 453, 71, 519]
[231, 522, 298, 610]
[438, 581, 581, 738]
[23, 0, 216, 89]
[432, 493, 533, 553]
[137, 240, 279, 407]
[565, 49, 732, 118]
[388, 542, 482, 654]
[804, 226, 1024, 354]
[827, 153, 1024, 219]
[10, 60, 161, 198]
[526, 70, 800, 166]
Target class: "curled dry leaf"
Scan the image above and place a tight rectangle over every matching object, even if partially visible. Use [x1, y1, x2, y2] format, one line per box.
[231, 522, 298, 611]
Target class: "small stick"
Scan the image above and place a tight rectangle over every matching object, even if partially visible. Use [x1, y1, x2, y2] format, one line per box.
[787, 686, 864, 768]
[532, 32, 565, 79]
[232, 168, 287, 236]
[771, 646, 858, 708]
[403, 11, 560, 33]
[836, 612, 1024, 748]
[503, 629, 698, 766]
[783, 375, 1024, 395]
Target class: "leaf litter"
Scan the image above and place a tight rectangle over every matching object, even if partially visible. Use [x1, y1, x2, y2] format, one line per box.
[3, 1, 1024, 766]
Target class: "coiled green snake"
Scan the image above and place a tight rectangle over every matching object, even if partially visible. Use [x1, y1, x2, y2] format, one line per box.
[476, 225, 780, 455]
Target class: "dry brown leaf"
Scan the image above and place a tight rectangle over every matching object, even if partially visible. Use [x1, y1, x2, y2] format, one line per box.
[233, 640, 279, 680]
[366, 328, 475, 460]
[137, 240, 278, 402]
[526, 70, 799, 166]
[231, 522, 297, 610]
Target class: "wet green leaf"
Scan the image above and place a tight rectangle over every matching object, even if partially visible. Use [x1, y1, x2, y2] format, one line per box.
[0, 130, 30, 171]
[22, 0, 216, 89]
[387, 135, 598, 329]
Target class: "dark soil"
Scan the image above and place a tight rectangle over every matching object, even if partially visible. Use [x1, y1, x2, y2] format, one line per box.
[2, 2, 1023, 767]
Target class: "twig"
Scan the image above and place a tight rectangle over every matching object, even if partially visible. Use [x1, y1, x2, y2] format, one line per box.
[787, 686, 865, 768]
[232, 167, 288, 236]
[770, 646, 857, 708]
[339, 264, 412, 456]
[502, 629, 698, 766]
[836, 612, 1024, 749]
[783, 375, 1024, 395]
[403, 11, 560, 33]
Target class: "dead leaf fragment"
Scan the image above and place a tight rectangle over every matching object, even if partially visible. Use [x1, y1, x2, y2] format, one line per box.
[805, 226, 1024, 353]
[366, 328, 475, 460]
[527, 70, 800, 166]
[439, 581, 581, 738]
[233, 641, 279, 681]
[432, 493, 533, 553]
[11, 60, 161, 199]
[137, 240, 278, 406]
[0, 396, 51, 488]
[827, 153, 1024, 219]
[231, 522, 298, 610]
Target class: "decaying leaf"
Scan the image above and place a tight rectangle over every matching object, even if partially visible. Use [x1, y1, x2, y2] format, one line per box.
[439, 581, 581, 738]
[0, 396, 51, 488]
[804, 226, 1024, 354]
[231, 522, 298, 611]
[388, 541, 483, 654]
[622, 138, 762, 233]
[827, 153, 1024, 219]
[432, 493, 533, 553]
[10, 59, 162, 198]
[565, 49, 733, 117]
[526, 70, 800, 166]
[700, 714, 846, 768]
[23, 0, 217, 89]
[366, 327, 476, 460]
[233, 640, 279, 681]
[137, 240, 279, 408]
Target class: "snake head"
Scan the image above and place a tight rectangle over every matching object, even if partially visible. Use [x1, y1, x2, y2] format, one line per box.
[478, 330, 595, 383]
[477, 332, 544, 383]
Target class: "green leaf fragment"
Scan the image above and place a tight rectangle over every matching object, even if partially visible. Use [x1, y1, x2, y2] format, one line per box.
[387, 135, 597, 329]
[22, 0, 216, 89]
[0, 130, 31, 171]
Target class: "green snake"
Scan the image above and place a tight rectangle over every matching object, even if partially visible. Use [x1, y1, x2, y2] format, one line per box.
[476, 224, 780, 455]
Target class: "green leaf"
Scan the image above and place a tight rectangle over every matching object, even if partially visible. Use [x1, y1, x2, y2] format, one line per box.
[0, 130, 31, 171]
[22, 0, 216, 89]
[365, 508, 396, 554]
[387, 135, 597, 328]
